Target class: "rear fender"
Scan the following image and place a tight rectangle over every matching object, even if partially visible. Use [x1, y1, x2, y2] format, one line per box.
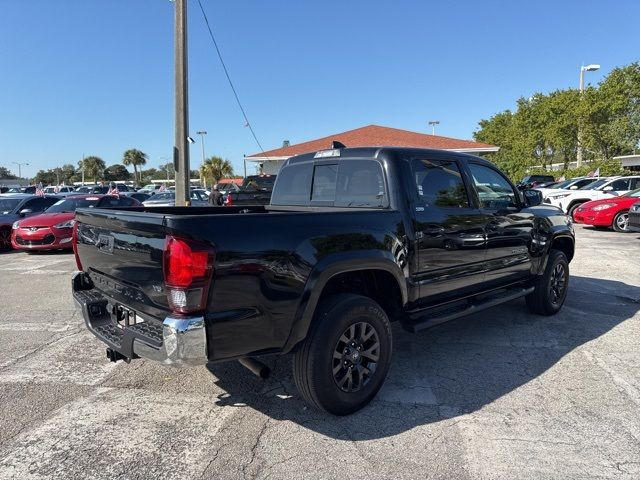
[282, 250, 407, 353]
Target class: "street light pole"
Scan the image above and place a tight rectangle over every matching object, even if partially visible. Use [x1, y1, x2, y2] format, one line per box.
[577, 64, 600, 167]
[428, 120, 440, 135]
[196, 130, 207, 168]
[12, 162, 29, 179]
[174, 0, 190, 206]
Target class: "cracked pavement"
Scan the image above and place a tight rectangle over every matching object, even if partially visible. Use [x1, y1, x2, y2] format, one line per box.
[0, 225, 639, 479]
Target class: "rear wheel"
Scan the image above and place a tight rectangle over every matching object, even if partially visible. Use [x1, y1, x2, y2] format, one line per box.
[612, 210, 630, 232]
[293, 294, 392, 415]
[0, 227, 12, 252]
[526, 249, 569, 315]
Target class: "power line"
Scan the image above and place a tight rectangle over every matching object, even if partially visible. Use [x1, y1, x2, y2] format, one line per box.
[196, 0, 268, 155]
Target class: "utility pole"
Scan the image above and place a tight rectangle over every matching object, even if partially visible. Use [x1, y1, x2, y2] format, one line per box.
[81, 155, 85, 185]
[577, 64, 600, 167]
[12, 162, 29, 179]
[428, 120, 440, 135]
[196, 130, 207, 169]
[174, 0, 190, 206]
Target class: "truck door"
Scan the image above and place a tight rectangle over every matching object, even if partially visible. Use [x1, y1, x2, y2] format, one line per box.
[409, 157, 488, 303]
[466, 162, 533, 287]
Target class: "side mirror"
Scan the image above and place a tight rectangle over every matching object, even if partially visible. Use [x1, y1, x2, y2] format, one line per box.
[569, 185, 578, 190]
[523, 189, 543, 207]
[603, 186, 613, 192]
[19, 208, 33, 217]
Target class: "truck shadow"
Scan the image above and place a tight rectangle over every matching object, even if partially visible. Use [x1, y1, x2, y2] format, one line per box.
[206, 275, 639, 440]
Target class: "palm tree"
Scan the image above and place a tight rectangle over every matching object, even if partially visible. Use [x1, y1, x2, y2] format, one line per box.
[81, 156, 106, 183]
[122, 149, 148, 184]
[199, 156, 234, 188]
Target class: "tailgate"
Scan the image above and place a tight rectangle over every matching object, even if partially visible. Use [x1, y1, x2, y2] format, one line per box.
[75, 208, 169, 320]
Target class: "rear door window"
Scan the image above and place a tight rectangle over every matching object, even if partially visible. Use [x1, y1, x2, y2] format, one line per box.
[411, 159, 469, 208]
[334, 160, 387, 208]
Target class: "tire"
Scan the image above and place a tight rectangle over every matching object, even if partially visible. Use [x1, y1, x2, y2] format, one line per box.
[293, 294, 392, 415]
[568, 202, 583, 219]
[0, 227, 12, 252]
[612, 210, 630, 233]
[526, 249, 569, 315]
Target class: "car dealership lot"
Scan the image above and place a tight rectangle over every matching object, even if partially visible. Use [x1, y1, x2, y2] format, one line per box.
[0, 226, 638, 480]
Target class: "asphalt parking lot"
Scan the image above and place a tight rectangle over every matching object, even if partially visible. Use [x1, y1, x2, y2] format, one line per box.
[0, 225, 638, 480]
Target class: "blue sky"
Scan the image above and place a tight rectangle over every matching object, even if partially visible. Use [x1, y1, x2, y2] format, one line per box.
[0, 0, 638, 179]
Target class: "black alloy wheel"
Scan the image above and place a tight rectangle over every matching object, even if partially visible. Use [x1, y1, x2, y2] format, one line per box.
[293, 294, 392, 415]
[332, 321, 380, 393]
[526, 249, 569, 315]
[549, 263, 567, 307]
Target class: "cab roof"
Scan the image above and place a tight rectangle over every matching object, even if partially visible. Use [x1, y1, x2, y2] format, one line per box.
[286, 146, 495, 167]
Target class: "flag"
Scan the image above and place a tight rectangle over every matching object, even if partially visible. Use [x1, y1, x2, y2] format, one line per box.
[558, 176, 566, 181]
[158, 184, 166, 193]
[53, 185, 60, 193]
[107, 185, 119, 197]
[36, 182, 44, 196]
[593, 167, 600, 177]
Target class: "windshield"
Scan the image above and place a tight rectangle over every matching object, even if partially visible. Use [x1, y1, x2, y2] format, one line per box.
[551, 180, 572, 189]
[149, 192, 174, 201]
[0, 198, 22, 214]
[242, 176, 276, 191]
[623, 188, 640, 198]
[46, 197, 100, 213]
[579, 179, 607, 190]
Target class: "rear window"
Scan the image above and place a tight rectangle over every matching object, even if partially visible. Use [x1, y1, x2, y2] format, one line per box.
[271, 160, 388, 208]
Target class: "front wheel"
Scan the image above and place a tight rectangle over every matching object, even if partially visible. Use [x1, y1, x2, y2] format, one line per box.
[526, 250, 569, 315]
[568, 202, 583, 219]
[293, 294, 392, 415]
[612, 210, 630, 232]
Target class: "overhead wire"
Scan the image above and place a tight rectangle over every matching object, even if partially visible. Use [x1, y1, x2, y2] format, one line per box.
[195, 0, 269, 157]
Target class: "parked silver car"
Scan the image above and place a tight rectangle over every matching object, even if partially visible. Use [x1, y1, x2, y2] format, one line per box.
[142, 190, 209, 207]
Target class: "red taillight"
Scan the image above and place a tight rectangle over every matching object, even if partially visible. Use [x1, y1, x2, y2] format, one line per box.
[224, 195, 232, 206]
[163, 236, 215, 314]
[72, 221, 82, 270]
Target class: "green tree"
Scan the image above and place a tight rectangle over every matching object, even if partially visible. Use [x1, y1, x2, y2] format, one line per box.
[138, 168, 159, 186]
[580, 62, 640, 160]
[122, 149, 148, 184]
[79, 156, 106, 183]
[159, 162, 175, 180]
[34, 169, 57, 185]
[0, 166, 17, 179]
[59, 164, 76, 184]
[199, 156, 234, 188]
[104, 164, 131, 181]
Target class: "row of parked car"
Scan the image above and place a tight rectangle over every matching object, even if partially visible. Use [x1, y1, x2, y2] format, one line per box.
[0, 175, 279, 252]
[531, 175, 640, 233]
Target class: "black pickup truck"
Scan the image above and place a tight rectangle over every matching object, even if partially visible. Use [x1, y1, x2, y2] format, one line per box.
[222, 174, 276, 206]
[72, 146, 574, 415]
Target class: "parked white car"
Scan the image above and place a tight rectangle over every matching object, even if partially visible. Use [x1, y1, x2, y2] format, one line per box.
[534, 177, 599, 198]
[43, 186, 76, 197]
[545, 176, 640, 216]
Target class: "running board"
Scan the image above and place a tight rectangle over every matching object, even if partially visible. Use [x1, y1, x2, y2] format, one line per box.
[404, 286, 535, 333]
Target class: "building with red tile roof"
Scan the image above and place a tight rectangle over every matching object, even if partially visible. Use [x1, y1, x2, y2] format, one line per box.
[245, 124, 498, 174]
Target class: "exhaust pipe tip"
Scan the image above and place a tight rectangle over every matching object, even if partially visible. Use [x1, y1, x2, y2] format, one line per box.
[238, 357, 270, 379]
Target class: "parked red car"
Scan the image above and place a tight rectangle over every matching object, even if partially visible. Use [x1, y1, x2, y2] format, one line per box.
[572, 188, 640, 232]
[11, 195, 140, 251]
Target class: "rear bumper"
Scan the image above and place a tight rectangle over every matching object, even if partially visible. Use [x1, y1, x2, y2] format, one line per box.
[72, 272, 207, 367]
